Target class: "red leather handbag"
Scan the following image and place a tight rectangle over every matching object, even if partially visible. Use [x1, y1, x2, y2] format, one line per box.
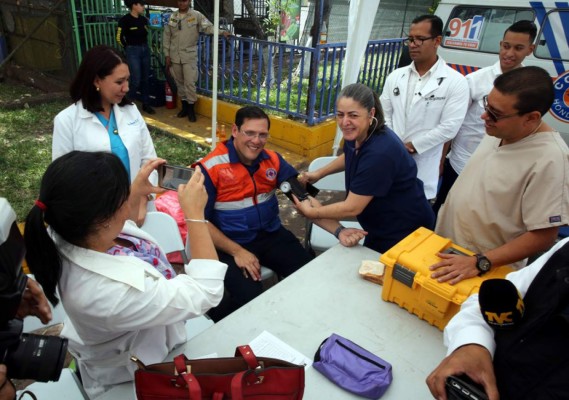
[131, 345, 305, 400]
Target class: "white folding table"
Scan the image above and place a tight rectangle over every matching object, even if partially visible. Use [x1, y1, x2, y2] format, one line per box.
[100, 244, 446, 399]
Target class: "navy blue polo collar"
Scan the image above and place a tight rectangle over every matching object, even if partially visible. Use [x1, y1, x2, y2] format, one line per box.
[346, 131, 376, 153]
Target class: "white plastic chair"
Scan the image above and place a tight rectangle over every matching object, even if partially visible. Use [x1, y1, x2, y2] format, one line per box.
[304, 156, 364, 253]
[140, 211, 189, 264]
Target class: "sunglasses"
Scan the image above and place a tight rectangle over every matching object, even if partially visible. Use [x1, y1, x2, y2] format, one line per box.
[482, 95, 520, 123]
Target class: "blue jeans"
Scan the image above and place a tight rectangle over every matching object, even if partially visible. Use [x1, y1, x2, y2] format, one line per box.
[125, 45, 151, 104]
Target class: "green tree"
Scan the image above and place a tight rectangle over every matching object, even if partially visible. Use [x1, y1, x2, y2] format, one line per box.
[263, 0, 299, 42]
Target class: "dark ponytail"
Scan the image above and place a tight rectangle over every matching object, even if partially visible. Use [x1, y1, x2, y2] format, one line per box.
[25, 205, 62, 306]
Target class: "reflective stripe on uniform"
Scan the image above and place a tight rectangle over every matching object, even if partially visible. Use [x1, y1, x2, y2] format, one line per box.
[214, 189, 277, 210]
[215, 197, 255, 210]
[202, 153, 230, 169]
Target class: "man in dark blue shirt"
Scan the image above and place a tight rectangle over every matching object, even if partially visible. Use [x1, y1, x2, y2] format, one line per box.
[116, 0, 155, 114]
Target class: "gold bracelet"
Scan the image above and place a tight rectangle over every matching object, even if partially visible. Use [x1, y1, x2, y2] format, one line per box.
[185, 218, 209, 224]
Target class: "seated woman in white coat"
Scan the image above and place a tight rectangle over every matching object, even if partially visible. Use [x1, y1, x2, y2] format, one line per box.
[23, 151, 227, 398]
[52, 45, 157, 224]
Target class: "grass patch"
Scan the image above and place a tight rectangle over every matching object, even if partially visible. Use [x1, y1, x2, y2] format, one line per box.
[0, 100, 67, 221]
[150, 129, 208, 166]
[0, 82, 207, 221]
[0, 81, 42, 103]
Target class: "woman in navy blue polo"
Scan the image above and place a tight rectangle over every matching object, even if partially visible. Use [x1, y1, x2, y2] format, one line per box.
[296, 83, 434, 253]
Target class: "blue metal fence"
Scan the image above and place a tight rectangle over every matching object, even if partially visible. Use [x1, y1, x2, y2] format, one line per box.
[196, 35, 405, 125]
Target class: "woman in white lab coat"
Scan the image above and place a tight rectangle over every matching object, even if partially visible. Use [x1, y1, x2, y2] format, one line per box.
[24, 151, 227, 398]
[52, 45, 157, 224]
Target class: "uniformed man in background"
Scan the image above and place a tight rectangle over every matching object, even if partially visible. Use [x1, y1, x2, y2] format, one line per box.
[163, 0, 229, 122]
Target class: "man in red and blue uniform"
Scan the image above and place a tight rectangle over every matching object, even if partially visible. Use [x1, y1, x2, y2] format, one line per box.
[197, 106, 313, 321]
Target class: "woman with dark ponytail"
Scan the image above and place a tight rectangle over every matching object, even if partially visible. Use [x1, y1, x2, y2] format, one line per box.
[24, 151, 227, 398]
[296, 83, 434, 253]
[25, 151, 132, 307]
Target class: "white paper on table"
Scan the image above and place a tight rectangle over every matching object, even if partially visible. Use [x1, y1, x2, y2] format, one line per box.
[249, 330, 312, 368]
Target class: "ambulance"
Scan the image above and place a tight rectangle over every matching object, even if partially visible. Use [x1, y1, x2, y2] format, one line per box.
[434, 0, 569, 144]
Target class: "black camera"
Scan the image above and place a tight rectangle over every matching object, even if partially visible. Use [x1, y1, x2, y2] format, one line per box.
[446, 375, 489, 400]
[0, 198, 68, 382]
[279, 175, 320, 202]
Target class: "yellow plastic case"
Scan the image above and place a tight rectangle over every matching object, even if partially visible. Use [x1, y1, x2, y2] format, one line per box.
[380, 227, 513, 330]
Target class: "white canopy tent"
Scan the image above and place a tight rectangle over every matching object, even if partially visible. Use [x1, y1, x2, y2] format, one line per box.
[331, 0, 381, 155]
[211, 0, 221, 147]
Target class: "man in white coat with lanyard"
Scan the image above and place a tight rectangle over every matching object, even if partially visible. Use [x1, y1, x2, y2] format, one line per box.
[380, 14, 468, 201]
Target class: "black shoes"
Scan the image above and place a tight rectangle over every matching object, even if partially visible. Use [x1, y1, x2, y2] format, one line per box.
[142, 104, 155, 115]
[187, 103, 197, 122]
[177, 100, 189, 118]
[175, 100, 197, 122]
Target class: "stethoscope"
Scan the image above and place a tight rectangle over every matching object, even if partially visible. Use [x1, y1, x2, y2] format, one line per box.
[393, 77, 445, 97]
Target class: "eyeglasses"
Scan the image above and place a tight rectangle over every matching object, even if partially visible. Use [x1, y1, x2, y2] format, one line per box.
[240, 129, 270, 141]
[403, 36, 438, 46]
[482, 95, 520, 123]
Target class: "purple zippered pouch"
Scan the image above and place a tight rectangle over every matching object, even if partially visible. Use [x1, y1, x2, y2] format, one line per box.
[313, 333, 393, 399]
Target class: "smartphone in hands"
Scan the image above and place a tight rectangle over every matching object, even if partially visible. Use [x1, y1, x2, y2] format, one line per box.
[158, 164, 194, 191]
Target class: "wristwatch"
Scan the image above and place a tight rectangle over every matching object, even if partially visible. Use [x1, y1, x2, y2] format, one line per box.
[474, 253, 492, 275]
[333, 225, 346, 239]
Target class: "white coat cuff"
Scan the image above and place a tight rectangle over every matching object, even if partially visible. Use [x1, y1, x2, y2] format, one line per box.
[185, 259, 228, 279]
[446, 327, 496, 357]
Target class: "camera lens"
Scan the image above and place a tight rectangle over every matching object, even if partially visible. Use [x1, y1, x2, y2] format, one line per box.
[4, 333, 68, 382]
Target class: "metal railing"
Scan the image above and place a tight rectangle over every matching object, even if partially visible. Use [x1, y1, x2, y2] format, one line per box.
[70, 0, 123, 63]
[69, 1, 405, 125]
[194, 35, 405, 125]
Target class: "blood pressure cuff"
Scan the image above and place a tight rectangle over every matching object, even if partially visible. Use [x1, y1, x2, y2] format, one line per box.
[313, 333, 393, 399]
